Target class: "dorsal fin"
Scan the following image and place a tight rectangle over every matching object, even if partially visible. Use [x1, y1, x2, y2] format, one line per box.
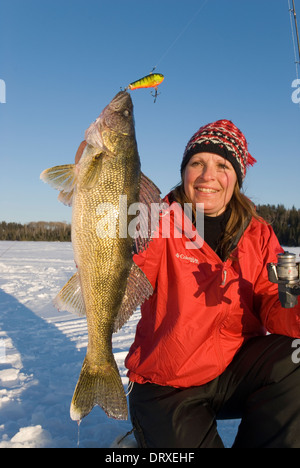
[134, 172, 162, 253]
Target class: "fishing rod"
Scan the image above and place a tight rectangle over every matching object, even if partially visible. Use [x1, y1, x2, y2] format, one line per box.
[292, 0, 300, 64]
[289, 0, 300, 73]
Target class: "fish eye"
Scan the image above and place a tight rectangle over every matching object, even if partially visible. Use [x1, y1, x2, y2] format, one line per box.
[123, 109, 131, 117]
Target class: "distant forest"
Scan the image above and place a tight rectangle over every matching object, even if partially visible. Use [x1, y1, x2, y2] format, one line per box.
[0, 204, 300, 246]
[256, 204, 300, 247]
[0, 221, 71, 242]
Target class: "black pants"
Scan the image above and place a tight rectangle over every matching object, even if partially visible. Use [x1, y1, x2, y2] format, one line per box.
[129, 335, 300, 448]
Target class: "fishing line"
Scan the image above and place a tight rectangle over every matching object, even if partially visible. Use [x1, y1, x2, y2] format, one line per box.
[151, 0, 210, 72]
[77, 420, 81, 448]
[0, 241, 16, 258]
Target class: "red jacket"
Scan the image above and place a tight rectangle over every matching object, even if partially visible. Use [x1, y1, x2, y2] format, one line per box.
[125, 202, 300, 388]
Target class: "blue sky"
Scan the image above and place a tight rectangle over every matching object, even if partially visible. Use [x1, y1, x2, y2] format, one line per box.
[1, 0, 300, 223]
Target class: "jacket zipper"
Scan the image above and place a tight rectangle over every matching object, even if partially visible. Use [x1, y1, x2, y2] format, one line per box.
[221, 269, 227, 286]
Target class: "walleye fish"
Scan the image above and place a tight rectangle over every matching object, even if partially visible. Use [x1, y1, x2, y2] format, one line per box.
[40, 91, 161, 421]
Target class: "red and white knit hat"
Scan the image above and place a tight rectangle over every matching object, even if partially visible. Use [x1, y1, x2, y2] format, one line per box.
[181, 119, 257, 186]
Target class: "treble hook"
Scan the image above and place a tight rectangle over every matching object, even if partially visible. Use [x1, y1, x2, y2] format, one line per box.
[151, 88, 160, 103]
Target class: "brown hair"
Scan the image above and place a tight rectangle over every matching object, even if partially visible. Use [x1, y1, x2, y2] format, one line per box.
[171, 181, 262, 260]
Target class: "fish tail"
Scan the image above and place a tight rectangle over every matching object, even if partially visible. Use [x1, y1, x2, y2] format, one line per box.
[70, 356, 128, 421]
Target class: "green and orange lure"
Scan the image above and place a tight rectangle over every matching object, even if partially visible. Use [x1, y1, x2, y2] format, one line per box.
[126, 73, 164, 102]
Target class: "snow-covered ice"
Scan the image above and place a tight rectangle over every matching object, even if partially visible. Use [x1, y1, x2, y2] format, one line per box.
[1, 241, 297, 448]
[0, 241, 138, 448]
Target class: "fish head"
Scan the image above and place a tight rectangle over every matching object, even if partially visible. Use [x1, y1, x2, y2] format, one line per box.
[84, 91, 135, 155]
[103, 91, 135, 136]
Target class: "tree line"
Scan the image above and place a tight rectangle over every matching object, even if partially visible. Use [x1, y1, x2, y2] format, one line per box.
[256, 204, 300, 247]
[0, 221, 71, 242]
[0, 204, 300, 245]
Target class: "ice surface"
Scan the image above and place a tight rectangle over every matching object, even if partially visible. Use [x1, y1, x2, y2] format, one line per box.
[1, 241, 296, 448]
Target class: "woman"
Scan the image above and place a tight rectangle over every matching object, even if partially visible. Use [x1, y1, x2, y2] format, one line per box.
[124, 120, 300, 448]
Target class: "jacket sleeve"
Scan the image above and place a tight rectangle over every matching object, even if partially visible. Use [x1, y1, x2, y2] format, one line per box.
[254, 224, 300, 337]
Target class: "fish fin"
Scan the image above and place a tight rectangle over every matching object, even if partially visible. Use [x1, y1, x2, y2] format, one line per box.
[53, 272, 86, 316]
[139, 171, 161, 205]
[81, 152, 104, 189]
[113, 263, 153, 332]
[134, 172, 162, 253]
[40, 164, 77, 206]
[40, 164, 76, 191]
[70, 356, 128, 421]
[57, 189, 74, 207]
[84, 115, 104, 149]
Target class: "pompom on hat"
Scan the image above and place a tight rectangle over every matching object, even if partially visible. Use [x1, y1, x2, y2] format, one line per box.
[181, 119, 257, 187]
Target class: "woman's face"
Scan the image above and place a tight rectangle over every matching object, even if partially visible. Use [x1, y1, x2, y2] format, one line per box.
[183, 152, 237, 216]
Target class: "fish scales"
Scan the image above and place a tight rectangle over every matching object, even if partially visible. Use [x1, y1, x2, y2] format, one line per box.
[40, 91, 161, 421]
[73, 154, 138, 361]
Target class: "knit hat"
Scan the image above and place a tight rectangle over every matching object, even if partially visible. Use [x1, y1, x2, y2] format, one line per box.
[181, 119, 257, 187]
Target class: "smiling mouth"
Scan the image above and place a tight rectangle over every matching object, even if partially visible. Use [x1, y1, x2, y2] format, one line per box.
[195, 187, 219, 193]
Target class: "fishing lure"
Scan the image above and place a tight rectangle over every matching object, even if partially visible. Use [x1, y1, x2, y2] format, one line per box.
[127, 73, 164, 90]
[126, 73, 164, 102]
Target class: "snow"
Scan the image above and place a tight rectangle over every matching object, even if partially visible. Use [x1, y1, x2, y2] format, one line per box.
[0, 241, 298, 448]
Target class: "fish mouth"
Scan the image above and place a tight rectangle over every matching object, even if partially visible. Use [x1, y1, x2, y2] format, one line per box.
[110, 91, 133, 111]
[100, 91, 133, 119]
[102, 91, 135, 137]
[85, 91, 135, 148]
